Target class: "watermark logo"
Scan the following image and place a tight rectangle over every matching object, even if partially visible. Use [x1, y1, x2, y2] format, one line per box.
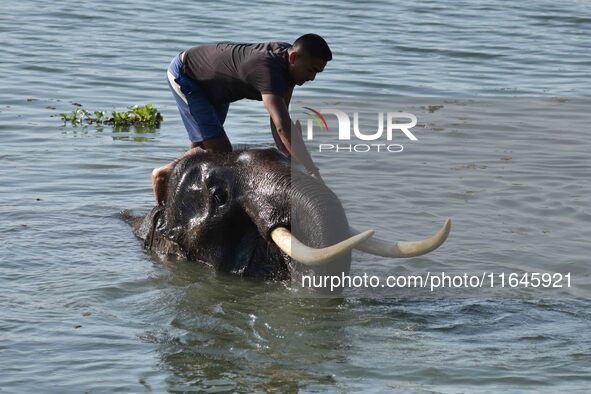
[303, 107, 329, 131]
[301, 107, 418, 153]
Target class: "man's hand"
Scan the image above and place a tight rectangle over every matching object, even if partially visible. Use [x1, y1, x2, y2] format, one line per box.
[289, 120, 323, 183]
[263, 94, 323, 182]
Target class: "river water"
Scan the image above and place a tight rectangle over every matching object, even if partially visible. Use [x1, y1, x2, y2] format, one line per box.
[1, 0, 590, 392]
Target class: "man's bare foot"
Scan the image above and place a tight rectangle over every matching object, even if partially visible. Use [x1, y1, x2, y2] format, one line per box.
[152, 164, 174, 206]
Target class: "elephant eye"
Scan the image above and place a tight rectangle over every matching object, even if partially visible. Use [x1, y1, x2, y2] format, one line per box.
[212, 188, 228, 207]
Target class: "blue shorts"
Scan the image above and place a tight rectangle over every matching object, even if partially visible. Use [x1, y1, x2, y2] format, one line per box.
[167, 53, 230, 143]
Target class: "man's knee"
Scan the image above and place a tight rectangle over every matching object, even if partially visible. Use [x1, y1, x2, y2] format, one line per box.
[193, 134, 232, 152]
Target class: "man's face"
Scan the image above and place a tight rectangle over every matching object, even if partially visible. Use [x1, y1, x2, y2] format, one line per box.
[288, 52, 327, 86]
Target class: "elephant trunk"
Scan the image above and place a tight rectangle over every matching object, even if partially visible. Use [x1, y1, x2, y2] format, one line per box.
[284, 171, 356, 289]
[239, 166, 355, 291]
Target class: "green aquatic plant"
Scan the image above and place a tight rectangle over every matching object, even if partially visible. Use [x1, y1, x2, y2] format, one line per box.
[60, 104, 163, 128]
[61, 108, 91, 125]
[94, 111, 105, 122]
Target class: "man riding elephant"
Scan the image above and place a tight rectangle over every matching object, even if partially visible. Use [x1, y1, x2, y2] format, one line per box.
[152, 34, 332, 206]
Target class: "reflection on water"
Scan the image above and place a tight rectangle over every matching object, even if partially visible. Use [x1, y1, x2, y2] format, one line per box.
[154, 265, 350, 390]
[112, 135, 155, 142]
[142, 259, 591, 391]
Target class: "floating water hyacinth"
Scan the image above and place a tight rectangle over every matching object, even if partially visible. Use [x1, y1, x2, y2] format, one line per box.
[60, 104, 163, 127]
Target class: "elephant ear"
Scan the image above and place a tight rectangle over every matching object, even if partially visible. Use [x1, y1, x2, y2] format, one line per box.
[133, 206, 164, 243]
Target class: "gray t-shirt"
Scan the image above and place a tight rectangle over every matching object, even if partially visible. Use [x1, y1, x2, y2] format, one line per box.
[182, 42, 294, 105]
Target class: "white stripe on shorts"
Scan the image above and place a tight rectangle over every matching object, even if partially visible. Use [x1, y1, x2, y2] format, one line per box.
[167, 70, 188, 105]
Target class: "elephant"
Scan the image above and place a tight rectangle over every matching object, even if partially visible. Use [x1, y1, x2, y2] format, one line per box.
[124, 148, 451, 293]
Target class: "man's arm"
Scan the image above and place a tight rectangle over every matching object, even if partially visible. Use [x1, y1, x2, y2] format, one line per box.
[263, 92, 321, 180]
[268, 88, 292, 154]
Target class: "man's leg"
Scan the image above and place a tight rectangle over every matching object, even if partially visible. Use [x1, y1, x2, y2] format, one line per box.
[154, 56, 231, 206]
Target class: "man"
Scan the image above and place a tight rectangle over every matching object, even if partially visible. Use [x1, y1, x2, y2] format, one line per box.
[152, 33, 332, 206]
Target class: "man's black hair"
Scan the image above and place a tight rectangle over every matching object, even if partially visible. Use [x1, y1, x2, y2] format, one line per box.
[293, 34, 332, 61]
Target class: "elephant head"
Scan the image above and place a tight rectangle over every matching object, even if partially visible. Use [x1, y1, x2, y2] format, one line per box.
[127, 148, 451, 293]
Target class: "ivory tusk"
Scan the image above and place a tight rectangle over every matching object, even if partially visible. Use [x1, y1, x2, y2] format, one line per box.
[352, 218, 451, 258]
[271, 227, 375, 266]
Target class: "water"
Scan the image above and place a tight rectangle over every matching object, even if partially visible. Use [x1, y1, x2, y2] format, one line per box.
[1, 0, 591, 392]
